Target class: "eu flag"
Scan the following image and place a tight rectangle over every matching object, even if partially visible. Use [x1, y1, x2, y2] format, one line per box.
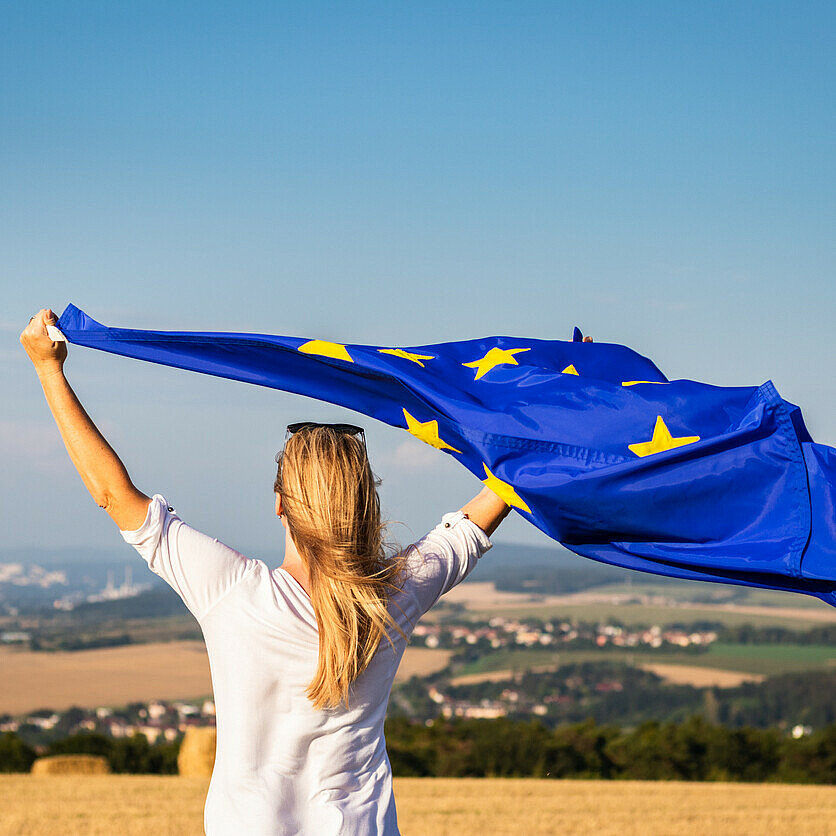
[56, 304, 836, 605]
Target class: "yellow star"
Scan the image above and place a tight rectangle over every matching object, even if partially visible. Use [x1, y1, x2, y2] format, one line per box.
[378, 348, 435, 367]
[463, 347, 530, 380]
[481, 464, 531, 513]
[628, 416, 700, 458]
[403, 409, 461, 453]
[622, 380, 667, 387]
[297, 339, 354, 363]
[561, 364, 579, 375]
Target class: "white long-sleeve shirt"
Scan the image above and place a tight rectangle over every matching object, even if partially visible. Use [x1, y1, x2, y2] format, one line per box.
[121, 496, 492, 835]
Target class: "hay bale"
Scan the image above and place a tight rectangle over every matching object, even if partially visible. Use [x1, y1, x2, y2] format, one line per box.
[31, 754, 111, 775]
[178, 727, 216, 777]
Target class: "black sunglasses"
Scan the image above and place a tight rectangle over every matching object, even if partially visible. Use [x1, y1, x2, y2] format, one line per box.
[286, 421, 365, 437]
[276, 422, 367, 471]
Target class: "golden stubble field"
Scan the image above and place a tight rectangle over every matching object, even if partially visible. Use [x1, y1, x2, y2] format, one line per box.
[0, 644, 452, 714]
[0, 776, 835, 836]
[440, 582, 836, 626]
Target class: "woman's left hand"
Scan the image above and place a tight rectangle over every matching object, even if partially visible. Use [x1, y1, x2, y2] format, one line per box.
[20, 309, 68, 374]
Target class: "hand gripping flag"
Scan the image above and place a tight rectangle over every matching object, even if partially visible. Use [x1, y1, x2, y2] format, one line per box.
[56, 304, 836, 605]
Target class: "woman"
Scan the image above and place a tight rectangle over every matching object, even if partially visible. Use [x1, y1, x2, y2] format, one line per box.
[21, 309, 511, 835]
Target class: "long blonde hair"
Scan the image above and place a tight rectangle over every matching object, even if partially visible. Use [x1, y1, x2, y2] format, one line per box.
[274, 425, 405, 710]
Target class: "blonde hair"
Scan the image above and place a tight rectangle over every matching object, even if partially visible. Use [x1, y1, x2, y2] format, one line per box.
[274, 426, 405, 710]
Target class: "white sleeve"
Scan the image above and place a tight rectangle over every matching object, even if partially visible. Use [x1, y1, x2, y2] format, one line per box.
[400, 511, 492, 617]
[120, 495, 252, 621]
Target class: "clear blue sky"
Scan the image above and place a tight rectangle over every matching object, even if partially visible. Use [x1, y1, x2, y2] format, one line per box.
[3, 2, 834, 558]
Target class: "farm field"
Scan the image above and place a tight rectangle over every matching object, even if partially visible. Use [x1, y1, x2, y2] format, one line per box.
[435, 574, 836, 617]
[562, 582, 830, 609]
[1, 775, 835, 836]
[637, 663, 764, 688]
[463, 601, 836, 628]
[454, 642, 836, 679]
[0, 643, 451, 714]
[48, 614, 202, 647]
[452, 663, 764, 689]
[0, 641, 212, 714]
[703, 643, 836, 675]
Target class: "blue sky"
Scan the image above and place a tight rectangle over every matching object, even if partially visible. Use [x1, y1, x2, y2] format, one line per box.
[2, 2, 834, 558]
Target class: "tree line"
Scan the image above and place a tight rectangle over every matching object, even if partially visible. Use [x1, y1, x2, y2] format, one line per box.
[2, 716, 836, 782]
[0, 732, 179, 774]
[384, 716, 836, 782]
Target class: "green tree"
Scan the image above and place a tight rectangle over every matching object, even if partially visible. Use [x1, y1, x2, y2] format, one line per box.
[552, 719, 619, 778]
[110, 734, 152, 773]
[778, 726, 836, 784]
[705, 725, 781, 781]
[0, 733, 36, 773]
[47, 732, 113, 759]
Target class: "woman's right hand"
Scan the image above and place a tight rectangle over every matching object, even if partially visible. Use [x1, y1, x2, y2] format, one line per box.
[20, 309, 68, 376]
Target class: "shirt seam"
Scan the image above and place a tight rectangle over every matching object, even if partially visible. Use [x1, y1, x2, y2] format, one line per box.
[197, 564, 254, 623]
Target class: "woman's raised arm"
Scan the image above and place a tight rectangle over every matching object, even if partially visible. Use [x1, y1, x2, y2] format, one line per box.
[20, 308, 150, 531]
[459, 485, 511, 537]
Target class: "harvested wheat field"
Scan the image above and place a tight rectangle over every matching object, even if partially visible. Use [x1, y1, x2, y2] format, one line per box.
[0, 643, 450, 714]
[638, 663, 765, 688]
[1, 776, 835, 836]
[0, 642, 212, 714]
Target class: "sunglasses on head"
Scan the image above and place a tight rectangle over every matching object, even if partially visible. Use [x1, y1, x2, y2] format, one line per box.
[276, 422, 367, 470]
[286, 421, 365, 437]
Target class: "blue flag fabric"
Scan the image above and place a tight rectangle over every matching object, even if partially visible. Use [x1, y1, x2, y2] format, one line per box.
[56, 304, 836, 605]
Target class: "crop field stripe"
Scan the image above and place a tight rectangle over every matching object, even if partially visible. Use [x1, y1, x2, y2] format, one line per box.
[0, 642, 451, 714]
[454, 644, 836, 678]
[465, 603, 834, 629]
[2, 776, 836, 836]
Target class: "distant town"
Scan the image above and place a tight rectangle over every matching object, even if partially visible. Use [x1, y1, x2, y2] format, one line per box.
[3, 544, 836, 749]
[408, 615, 718, 721]
[0, 697, 215, 746]
[412, 616, 717, 652]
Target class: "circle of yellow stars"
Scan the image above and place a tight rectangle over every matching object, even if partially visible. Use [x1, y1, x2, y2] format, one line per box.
[295, 339, 702, 512]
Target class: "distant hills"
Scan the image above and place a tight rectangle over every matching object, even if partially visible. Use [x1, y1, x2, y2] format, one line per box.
[67, 586, 187, 621]
[1, 539, 721, 618]
[470, 541, 695, 596]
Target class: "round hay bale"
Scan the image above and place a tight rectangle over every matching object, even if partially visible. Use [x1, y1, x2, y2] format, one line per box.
[31, 754, 111, 775]
[178, 726, 216, 777]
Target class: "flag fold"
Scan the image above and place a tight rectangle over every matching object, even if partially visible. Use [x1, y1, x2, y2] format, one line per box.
[56, 304, 836, 605]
